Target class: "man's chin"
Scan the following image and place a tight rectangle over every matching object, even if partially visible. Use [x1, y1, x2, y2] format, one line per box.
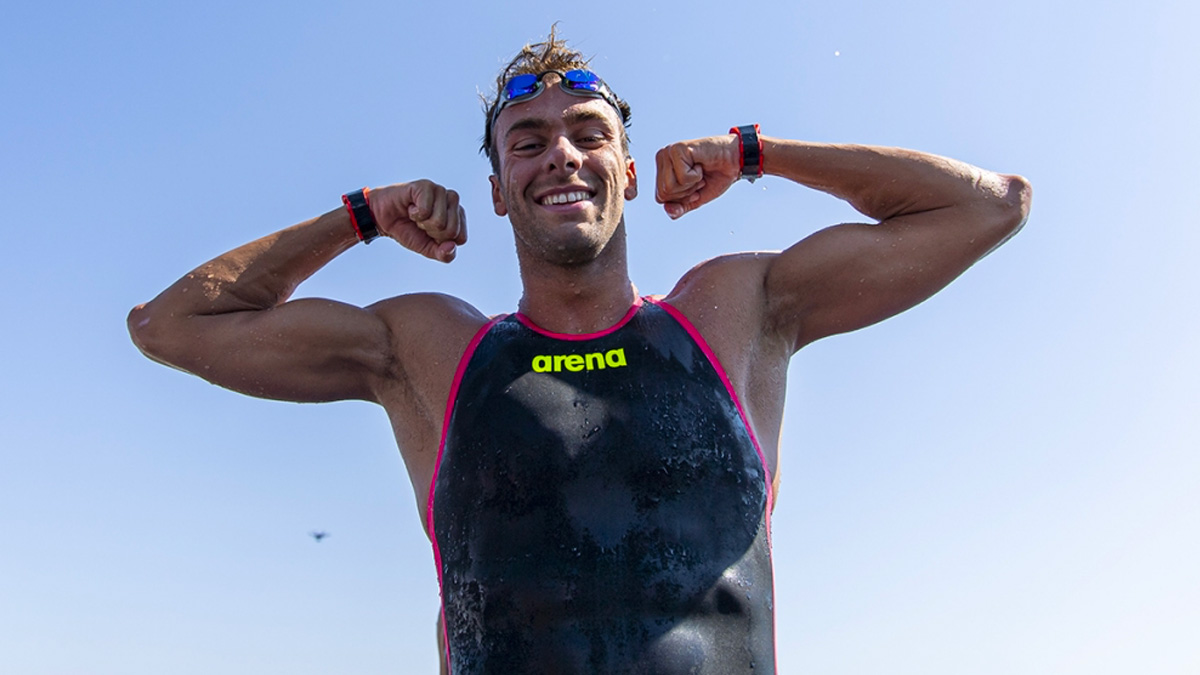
[511, 210, 622, 266]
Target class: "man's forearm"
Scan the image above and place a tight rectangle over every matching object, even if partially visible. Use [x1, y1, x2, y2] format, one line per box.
[760, 138, 1027, 223]
[142, 206, 361, 320]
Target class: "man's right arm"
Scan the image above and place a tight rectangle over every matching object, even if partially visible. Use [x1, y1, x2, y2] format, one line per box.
[127, 180, 468, 404]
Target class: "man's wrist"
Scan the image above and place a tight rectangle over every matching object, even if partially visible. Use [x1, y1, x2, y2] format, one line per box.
[730, 124, 764, 183]
[342, 188, 380, 244]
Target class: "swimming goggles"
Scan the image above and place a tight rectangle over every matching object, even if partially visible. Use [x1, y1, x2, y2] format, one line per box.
[489, 69, 625, 131]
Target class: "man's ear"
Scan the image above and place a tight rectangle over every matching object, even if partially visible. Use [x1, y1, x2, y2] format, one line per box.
[489, 175, 507, 216]
[624, 157, 638, 201]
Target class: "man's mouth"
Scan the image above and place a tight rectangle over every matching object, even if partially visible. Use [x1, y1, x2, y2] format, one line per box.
[538, 190, 593, 206]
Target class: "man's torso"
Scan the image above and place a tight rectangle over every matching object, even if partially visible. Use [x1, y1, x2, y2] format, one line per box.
[427, 298, 776, 674]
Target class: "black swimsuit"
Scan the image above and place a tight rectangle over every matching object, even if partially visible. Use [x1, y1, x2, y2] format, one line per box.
[428, 297, 775, 674]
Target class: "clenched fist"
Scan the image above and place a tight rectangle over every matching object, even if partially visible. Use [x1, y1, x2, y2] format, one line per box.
[369, 180, 468, 263]
[655, 134, 742, 219]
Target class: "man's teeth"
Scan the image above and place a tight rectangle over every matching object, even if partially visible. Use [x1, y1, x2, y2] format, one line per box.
[541, 191, 590, 205]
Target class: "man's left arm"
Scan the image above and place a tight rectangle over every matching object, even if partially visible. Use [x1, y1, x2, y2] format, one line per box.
[656, 133, 1032, 351]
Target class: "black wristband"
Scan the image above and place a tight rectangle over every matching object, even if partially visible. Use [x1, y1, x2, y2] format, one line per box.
[730, 124, 764, 183]
[342, 188, 380, 244]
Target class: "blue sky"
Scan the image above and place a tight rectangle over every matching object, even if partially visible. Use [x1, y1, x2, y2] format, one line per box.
[2, 1, 1197, 672]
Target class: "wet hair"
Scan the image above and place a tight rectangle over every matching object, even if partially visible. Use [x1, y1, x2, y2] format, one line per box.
[481, 25, 632, 175]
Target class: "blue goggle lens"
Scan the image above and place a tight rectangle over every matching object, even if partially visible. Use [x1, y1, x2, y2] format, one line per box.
[502, 73, 541, 100]
[561, 69, 603, 92]
[501, 69, 604, 103]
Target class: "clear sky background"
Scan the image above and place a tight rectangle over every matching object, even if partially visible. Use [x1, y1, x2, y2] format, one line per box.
[2, 1, 1197, 673]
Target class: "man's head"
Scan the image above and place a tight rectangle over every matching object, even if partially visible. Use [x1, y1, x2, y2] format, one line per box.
[484, 29, 637, 267]
[481, 27, 632, 175]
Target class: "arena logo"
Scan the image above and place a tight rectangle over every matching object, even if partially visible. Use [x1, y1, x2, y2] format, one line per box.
[531, 348, 627, 373]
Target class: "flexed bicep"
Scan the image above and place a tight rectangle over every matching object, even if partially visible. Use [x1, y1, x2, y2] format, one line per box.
[130, 180, 473, 403]
[765, 195, 1026, 351]
[703, 136, 1034, 351]
[131, 295, 396, 402]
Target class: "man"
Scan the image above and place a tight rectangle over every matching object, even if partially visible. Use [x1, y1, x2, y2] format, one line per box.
[129, 29, 1030, 674]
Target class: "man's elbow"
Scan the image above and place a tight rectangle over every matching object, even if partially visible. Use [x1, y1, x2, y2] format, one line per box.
[128, 302, 173, 363]
[999, 173, 1033, 236]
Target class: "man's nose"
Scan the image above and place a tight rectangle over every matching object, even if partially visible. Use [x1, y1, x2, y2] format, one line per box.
[544, 134, 582, 173]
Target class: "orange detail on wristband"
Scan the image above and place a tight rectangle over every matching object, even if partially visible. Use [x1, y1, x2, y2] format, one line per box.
[343, 188, 368, 241]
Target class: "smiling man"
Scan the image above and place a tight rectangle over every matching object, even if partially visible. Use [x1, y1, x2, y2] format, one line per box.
[129, 28, 1030, 674]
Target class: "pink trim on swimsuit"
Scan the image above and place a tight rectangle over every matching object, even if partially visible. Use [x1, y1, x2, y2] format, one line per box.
[514, 296, 643, 341]
[427, 315, 505, 674]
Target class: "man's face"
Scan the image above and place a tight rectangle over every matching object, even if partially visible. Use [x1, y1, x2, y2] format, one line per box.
[489, 76, 637, 266]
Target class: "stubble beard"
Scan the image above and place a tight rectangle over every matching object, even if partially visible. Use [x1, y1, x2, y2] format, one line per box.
[511, 189, 623, 268]
[515, 215, 615, 267]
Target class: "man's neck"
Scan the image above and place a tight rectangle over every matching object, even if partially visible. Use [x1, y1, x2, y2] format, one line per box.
[515, 239, 637, 336]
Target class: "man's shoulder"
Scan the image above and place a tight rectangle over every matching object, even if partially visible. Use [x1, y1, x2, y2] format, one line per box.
[361, 292, 493, 410]
[664, 251, 779, 308]
[660, 250, 793, 362]
[367, 292, 491, 353]
[368, 291, 485, 319]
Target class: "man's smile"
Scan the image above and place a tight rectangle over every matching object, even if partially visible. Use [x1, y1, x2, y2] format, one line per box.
[535, 185, 596, 209]
[540, 190, 591, 206]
